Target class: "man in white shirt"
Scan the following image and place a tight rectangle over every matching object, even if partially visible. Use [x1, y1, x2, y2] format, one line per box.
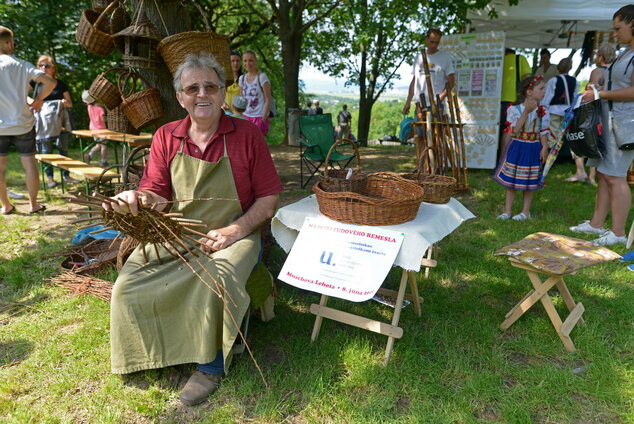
[403, 28, 455, 118]
[0, 26, 55, 215]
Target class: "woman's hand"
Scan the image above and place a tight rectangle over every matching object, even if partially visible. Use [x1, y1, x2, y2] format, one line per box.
[581, 86, 599, 103]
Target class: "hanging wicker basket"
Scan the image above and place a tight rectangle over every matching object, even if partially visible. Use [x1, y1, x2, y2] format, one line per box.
[402, 147, 456, 204]
[76, 1, 118, 57]
[319, 139, 367, 193]
[110, 1, 132, 52]
[118, 71, 162, 129]
[313, 172, 425, 226]
[106, 106, 140, 135]
[88, 67, 127, 110]
[156, 2, 231, 78]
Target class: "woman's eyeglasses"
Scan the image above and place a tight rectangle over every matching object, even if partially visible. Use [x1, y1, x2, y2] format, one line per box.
[38, 64, 53, 69]
[181, 83, 223, 96]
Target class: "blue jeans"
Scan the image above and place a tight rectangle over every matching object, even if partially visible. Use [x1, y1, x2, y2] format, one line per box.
[197, 350, 224, 374]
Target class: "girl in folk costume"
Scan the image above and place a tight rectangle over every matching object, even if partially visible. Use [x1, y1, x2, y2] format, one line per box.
[494, 75, 550, 220]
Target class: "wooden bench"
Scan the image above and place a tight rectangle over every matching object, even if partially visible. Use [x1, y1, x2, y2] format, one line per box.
[35, 153, 120, 193]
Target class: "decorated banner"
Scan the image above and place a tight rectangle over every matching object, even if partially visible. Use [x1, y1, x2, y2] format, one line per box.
[442, 31, 506, 169]
[278, 217, 404, 302]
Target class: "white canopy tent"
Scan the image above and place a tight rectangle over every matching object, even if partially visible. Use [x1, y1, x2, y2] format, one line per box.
[467, 0, 623, 48]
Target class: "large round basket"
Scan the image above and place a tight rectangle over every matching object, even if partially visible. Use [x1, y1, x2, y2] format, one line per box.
[89, 67, 126, 110]
[156, 3, 231, 78]
[319, 139, 367, 193]
[106, 106, 140, 135]
[313, 172, 425, 226]
[119, 72, 162, 129]
[76, 2, 117, 57]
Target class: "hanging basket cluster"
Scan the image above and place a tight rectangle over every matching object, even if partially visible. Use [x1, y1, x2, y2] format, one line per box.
[77, 0, 236, 132]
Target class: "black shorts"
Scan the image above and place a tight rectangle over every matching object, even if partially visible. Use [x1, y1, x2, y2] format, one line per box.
[0, 128, 36, 156]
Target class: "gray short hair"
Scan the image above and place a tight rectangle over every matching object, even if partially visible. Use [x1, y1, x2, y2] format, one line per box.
[173, 52, 226, 92]
[597, 43, 616, 64]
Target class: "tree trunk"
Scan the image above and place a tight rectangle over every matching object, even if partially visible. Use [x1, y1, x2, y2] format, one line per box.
[278, 1, 302, 145]
[357, 47, 370, 146]
[131, 0, 192, 127]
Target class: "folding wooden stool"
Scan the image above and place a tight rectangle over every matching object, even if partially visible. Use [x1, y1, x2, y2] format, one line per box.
[495, 232, 621, 352]
[500, 257, 585, 352]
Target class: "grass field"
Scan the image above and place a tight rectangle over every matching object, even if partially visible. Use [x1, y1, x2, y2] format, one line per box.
[0, 145, 633, 423]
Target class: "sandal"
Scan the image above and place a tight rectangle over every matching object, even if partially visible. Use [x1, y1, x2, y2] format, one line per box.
[1, 204, 15, 215]
[497, 213, 511, 220]
[29, 205, 46, 214]
[512, 212, 531, 221]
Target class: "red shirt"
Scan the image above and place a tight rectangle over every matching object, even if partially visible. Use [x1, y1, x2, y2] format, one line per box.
[87, 104, 106, 130]
[139, 114, 283, 212]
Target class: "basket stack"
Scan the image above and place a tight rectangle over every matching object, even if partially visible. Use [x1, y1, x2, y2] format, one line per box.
[319, 139, 367, 193]
[107, 106, 140, 135]
[313, 172, 425, 226]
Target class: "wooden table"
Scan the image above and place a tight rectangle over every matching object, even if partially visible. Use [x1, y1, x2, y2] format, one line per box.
[71, 129, 152, 165]
[271, 195, 475, 364]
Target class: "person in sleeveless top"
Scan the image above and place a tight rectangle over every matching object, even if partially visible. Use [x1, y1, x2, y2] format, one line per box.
[571, 5, 634, 246]
[239, 50, 273, 135]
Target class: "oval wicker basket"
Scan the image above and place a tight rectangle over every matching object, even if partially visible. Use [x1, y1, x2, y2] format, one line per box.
[118, 72, 162, 129]
[313, 172, 425, 226]
[156, 2, 231, 78]
[89, 67, 127, 110]
[106, 106, 140, 135]
[319, 139, 367, 193]
[76, 1, 117, 56]
[402, 146, 456, 204]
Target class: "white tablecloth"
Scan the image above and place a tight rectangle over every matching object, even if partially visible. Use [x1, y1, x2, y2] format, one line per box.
[272, 195, 476, 271]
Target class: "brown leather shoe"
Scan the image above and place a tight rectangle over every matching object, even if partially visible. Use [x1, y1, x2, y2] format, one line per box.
[179, 370, 223, 406]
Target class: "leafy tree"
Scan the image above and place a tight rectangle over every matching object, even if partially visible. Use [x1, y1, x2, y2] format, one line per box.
[304, 0, 520, 145]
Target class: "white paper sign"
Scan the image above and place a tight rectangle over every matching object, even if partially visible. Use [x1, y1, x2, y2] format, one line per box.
[278, 217, 404, 302]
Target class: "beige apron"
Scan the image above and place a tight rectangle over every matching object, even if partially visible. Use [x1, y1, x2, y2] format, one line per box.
[110, 136, 259, 374]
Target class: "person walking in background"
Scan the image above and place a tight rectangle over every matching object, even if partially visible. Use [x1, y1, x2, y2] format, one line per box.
[571, 5, 634, 246]
[403, 28, 455, 117]
[239, 50, 272, 136]
[534, 48, 559, 82]
[82, 90, 109, 167]
[224, 50, 242, 113]
[494, 75, 550, 221]
[314, 100, 323, 115]
[337, 104, 352, 139]
[541, 58, 586, 182]
[32, 54, 79, 188]
[0, 26, 53, 215]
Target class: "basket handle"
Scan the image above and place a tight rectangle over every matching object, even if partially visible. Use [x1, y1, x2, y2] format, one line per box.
[323, 138, 361, 176]
[183, 0, 212, 32]
[100, 66, 129, 81]
[93, 0, 119, 29]
[117, 70, 153, 99]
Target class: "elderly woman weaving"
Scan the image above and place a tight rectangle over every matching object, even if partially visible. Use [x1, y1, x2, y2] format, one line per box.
[104, 53, 283, 406]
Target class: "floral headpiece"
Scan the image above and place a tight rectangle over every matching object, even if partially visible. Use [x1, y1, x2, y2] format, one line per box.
[528, 74, 544, 89]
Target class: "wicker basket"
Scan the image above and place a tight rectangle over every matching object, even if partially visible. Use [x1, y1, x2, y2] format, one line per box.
[402, 146, 456, 204]
[106, 106, 140, 135]
[76, 1, 117, 57]
[319, 139, 367, 193]
[89, 67, 127, 110]
[118, 72, 162, 129]
[156, 2, 231, 78]
[313, 172, 425, 226]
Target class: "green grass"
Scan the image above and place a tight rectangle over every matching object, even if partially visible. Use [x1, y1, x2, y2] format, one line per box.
[1, 148, 633, 423]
